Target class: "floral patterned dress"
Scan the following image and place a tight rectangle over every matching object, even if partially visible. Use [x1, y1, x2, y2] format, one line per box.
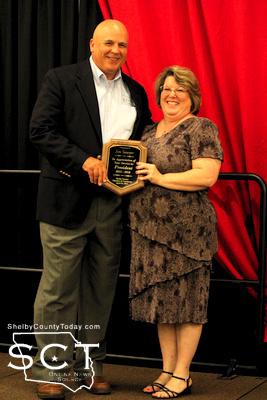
[128, 117, 223, 324]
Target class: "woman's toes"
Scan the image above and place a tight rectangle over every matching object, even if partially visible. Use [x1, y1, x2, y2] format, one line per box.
[143, 385, 154, 393]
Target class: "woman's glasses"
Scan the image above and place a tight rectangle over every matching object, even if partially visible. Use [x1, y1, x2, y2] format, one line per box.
[160, 86, 187, 95]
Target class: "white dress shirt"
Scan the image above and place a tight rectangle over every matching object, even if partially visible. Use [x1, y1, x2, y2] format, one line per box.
[90, 57, 137, 144]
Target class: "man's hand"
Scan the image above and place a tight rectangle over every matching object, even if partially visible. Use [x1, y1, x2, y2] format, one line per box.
[82, 157, 107, 186]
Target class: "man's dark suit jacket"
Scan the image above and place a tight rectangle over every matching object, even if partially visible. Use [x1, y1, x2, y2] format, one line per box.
[30, 60, 152, 228]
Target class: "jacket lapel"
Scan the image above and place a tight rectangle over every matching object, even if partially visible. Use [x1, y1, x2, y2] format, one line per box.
[122, 73, 141, 139]
[75, 60, 102, 145]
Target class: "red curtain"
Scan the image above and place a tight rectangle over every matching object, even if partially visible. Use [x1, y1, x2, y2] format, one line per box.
[98, 0, 267, 341]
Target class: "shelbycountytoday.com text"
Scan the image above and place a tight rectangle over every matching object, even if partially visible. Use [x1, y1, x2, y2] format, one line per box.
[7, 323, 101, 331]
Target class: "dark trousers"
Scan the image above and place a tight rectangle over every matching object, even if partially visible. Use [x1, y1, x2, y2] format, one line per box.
[32, 193, 122, 381]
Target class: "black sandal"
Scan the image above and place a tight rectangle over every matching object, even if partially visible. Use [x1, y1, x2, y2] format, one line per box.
[142, 370, 173, 394]
[151, 375, 192, 398]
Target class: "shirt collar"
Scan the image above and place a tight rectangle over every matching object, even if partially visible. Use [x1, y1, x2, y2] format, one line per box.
[90, 56, 122, 83]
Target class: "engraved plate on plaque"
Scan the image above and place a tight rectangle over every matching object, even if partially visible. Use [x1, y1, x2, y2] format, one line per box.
[102, 139, 147, 196]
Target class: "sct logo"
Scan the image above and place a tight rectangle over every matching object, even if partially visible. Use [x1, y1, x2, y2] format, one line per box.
[8, 332, 99, 393]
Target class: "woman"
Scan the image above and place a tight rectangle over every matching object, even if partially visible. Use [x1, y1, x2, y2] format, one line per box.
[128, 65, 223, 399]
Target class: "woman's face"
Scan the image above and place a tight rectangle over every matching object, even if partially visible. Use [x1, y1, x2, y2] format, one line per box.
[160, 75, 192, 119]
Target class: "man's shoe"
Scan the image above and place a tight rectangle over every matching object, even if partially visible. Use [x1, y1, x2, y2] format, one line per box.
[83, 376, 111, 395]
[36, 383, 65, 399]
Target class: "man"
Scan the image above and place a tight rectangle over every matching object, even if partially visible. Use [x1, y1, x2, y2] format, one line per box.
[30, 19, 152, 399]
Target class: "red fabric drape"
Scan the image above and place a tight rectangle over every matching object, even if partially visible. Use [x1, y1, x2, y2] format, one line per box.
[98, 0, 267, 341]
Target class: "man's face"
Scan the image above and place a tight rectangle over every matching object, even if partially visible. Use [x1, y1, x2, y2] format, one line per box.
[90, 23, 128, 80]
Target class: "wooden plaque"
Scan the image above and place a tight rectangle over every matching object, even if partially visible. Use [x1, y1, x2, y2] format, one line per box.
[102, 139, 147, 196]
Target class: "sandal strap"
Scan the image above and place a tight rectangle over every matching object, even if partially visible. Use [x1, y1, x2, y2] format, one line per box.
[162, 370, 173, 376]
[152, 382, 165, 391]
[172, 375, 191, 386]
[159, 385, 179, 398]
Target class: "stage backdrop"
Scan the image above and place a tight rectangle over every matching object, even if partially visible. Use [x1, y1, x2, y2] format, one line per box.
[98, 0, 267, 341]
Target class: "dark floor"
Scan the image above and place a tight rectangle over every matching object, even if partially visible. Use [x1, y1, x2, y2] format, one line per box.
[1, 352, 267, 400]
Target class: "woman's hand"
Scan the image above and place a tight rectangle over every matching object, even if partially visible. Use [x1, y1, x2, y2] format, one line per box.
[135, 162, 162, 185]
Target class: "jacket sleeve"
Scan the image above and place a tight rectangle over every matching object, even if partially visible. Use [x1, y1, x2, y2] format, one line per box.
[29, 69, 89, 176]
